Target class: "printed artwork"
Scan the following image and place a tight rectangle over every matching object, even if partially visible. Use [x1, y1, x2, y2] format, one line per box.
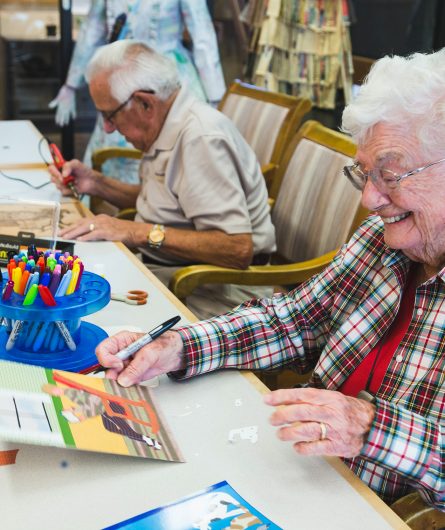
[104, 480, 282, 529]
[0, 360, 183, 462]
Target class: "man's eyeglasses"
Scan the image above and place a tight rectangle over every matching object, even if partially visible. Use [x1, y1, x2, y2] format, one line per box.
[100, 89, 155, 124]
[343, 157, 445, 191]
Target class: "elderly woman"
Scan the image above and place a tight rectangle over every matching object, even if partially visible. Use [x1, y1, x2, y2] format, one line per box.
[95, 49, 445, 510]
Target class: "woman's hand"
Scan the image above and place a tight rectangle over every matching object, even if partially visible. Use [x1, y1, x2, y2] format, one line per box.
[264, 387, 375, 458]
[95, 330, 186, 387]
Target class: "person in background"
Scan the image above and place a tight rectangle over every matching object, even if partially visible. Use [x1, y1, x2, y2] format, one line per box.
[49, 0, 225, 184]
[49, 40, 275, 319]
[96, 49, 445, 511]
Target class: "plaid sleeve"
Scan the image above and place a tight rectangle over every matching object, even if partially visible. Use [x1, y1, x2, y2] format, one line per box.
[361, 397, 445, 509]
[170, 241, 354, 380]
[172, 301, 317, 379]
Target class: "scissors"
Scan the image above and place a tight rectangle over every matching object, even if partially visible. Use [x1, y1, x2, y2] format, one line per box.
[111, 290, 148, 305]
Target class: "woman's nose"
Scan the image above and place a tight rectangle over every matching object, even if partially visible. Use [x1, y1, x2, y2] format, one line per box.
[361, 178, 391, 211]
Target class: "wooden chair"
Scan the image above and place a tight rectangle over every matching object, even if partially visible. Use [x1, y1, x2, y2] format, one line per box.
[218, 80, 312, 201]
[169, 119, 366, 389]
[90, 148, 143, 215]
[352, 55, 375, 85]
[90, 80, 311, 212]
[169, 120, 367, 303]
[390, 492, 445, 530]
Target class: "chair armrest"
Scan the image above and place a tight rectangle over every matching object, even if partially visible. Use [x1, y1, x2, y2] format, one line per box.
[390, 492, 445, 529]
[91, 147, 142, 172]
[169, 250, 337, 301]
[115, 208, 137, 220]
[261, 163, 278, 196]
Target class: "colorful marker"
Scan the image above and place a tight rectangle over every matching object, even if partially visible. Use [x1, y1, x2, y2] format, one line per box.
[2, 280, 14, 301]
[38, 285, 57, 306]
[6, 320, 25, 351]
[23, 284, 39, 306]
[55, 321, 76, 351]
[55, 270, 72, 298]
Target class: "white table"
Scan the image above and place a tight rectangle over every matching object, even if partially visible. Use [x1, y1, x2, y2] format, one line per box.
[0, 120, 408, 530]
[0, 120, 52, 168]
[78, 240, 194, 332]
[1, 369, 404, 530]
[0, 120, 61, 202]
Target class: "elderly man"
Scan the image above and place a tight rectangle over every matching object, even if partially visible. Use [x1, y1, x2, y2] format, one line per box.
[50, 40, 275, 319]
[96, 48, 445, 512]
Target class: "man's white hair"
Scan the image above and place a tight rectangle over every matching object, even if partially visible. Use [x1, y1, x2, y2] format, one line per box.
[85, 39, 180, 102]
[342, 48, 445, 158]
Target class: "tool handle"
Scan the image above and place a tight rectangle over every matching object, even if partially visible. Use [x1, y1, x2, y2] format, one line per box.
[49, 142, 66, 170]
[63, 174, 75, 186]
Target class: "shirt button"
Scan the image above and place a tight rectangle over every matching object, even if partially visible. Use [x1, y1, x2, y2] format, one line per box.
[396, 354, 403, 363]
[416, 308, 423, 317]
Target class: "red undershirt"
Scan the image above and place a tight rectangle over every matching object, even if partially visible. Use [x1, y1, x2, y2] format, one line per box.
[340, 265, 417, 398]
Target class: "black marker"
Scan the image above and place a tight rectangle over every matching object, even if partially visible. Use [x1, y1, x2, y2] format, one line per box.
[93, 315, 181, 374]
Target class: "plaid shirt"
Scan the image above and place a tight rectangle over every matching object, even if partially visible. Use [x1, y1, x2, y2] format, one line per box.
[176, 215, 445, 509]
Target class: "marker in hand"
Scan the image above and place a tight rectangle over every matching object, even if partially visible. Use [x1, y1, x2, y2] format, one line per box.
[49, 142, 80, 199]
[93, 315, 181, 374]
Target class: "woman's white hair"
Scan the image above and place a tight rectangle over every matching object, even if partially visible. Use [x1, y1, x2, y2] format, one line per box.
[85, 39, 180, 102]
[342, 49, 445, 157]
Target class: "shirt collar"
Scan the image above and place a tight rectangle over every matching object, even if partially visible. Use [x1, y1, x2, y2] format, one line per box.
[145, 86, 196, 156]
[381, 241, 445, 285]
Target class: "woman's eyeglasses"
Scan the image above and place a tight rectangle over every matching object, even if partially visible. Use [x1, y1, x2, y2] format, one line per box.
[343, 158, 445, 191]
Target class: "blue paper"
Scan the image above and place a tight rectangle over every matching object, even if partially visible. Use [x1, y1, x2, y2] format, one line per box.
[104, 480, 282, 529]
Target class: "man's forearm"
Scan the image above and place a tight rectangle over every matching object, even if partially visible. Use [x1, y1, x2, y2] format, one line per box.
[154, 228, 253, 269]
[91, 173, 140, 209]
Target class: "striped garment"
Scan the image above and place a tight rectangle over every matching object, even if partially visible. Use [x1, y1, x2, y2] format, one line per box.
[175, 214, 445, 510]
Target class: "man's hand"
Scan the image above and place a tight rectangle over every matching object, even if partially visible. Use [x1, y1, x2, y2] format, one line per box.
[95, 330, 186, 387]
[58, 213, 145, 246]
[48, 159, 99, 196]
[264, 387, 375, 458]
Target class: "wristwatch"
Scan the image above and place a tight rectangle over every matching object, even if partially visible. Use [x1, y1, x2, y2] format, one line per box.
[147, 224, 165, 249]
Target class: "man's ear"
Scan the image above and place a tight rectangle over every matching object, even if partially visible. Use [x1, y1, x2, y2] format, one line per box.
[134, 91, 153, 112]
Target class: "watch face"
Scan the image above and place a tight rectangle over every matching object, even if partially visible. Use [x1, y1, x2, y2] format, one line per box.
[150, 229, 164, 243]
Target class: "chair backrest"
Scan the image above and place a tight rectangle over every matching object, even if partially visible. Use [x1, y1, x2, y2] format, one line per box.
[218, 80, 312, 167]
[271, 120, 366, 263]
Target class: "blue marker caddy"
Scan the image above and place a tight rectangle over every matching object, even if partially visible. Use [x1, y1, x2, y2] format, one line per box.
[0, 271, 110, 372]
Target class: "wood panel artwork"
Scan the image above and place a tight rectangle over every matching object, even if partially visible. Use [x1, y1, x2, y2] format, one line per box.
[0, 200, 85, 239]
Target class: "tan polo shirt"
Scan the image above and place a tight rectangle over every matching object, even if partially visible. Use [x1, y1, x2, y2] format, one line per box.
[135, 87, 276, 265]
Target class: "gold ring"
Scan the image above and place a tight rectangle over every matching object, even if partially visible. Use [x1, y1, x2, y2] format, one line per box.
[89, 223, 95, 232]
[319, 422, 327, 441]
